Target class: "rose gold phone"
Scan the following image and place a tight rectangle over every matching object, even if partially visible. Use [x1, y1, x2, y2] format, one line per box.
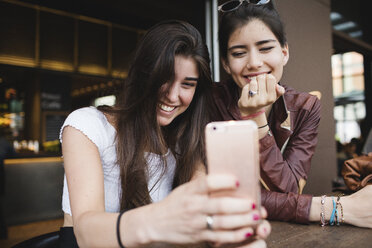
[205, 120, 260, 206]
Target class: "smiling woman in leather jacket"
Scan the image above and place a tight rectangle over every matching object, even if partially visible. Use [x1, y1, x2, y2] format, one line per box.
[212, 0, 372, 228]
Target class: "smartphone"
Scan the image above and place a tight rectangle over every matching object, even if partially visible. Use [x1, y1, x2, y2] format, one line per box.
[205, 120, 260, 206]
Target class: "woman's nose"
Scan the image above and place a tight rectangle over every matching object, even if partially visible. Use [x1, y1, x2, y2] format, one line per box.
[246, 51, 263, 69]
[165, 83, 180, 102]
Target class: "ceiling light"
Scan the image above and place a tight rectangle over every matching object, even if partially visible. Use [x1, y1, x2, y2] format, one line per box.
[330, 12, 342, 22]
[333, 21, 357, 31]
[348, 30, 363, 38]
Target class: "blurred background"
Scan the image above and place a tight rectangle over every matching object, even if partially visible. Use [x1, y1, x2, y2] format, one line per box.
[0, 0, 371, 246]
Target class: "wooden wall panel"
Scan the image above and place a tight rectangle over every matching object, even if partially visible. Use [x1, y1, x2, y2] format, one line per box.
[0, 2, 36, 59]
[40, 12, 74, 67]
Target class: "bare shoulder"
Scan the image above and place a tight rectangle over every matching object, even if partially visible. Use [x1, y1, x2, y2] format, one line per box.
[61, 126, 99, 156]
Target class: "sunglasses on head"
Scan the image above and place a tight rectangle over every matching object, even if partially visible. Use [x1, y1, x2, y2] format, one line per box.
[218, 0, 271, 13]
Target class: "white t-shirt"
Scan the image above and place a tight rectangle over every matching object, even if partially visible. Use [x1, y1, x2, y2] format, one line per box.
[59, 107, 176, 215]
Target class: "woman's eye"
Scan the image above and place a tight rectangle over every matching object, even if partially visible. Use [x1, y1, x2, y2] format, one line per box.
[231, 52, 245, 57]
[182, 82, 197, 88]
[260, 46, 274, 52]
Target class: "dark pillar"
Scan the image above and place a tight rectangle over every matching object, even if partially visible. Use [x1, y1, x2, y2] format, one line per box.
[362, 56, 372, 139]
[361, 0, 372, 141]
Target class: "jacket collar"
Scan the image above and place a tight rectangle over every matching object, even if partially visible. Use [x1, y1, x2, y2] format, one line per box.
[269, 85, 293, 149]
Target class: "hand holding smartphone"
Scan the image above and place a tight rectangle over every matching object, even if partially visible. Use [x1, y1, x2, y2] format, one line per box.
[205, 120, 260, 207]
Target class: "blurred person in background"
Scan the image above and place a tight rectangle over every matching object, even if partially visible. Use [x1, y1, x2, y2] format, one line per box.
[0, 128, 15, 239]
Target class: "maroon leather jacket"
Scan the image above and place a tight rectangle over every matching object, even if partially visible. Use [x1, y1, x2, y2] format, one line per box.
[212, 80, 320, 223]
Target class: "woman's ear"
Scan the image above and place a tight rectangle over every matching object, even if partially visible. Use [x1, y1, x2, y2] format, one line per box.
[221, 58, 231, 75]
[282, 43, 289, 66]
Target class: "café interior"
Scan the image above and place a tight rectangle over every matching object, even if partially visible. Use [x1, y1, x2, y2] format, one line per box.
[0, 0, 371, 247]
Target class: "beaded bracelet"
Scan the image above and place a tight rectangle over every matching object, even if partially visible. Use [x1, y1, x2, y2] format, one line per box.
[320, 195, 327, 226]
[336, 195, 344, 224]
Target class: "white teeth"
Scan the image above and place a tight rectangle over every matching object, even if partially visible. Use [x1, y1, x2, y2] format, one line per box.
[159, 104, 175, 112]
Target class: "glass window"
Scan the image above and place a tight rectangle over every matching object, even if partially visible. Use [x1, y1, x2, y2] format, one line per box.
[332, 51, 365, 144]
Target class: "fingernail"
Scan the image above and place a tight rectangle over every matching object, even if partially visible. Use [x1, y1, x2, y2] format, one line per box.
[253, 214, 260, 221]
[236, 180, 240, 187]
[245, 232, 253, 238]
[252, 203, 256, 209]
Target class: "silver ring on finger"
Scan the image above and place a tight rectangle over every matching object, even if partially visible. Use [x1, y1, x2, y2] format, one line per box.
[206, 215, 214, 230]
[249, 90, 258, 97]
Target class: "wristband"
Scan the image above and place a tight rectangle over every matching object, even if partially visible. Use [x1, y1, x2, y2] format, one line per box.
[117, 211, 126, 248]
[336, 195, 344, 224]
[329, 197, 337, 226]
[258, 123, 268, 129]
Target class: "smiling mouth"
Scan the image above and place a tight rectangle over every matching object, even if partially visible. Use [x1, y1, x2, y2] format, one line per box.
[243, 72, 271, 81]
[159, 103, 176, 112]
[243, 75, 256, 82]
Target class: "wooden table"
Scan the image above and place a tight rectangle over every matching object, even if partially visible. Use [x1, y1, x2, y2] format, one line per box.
[267, 221, 372, 248]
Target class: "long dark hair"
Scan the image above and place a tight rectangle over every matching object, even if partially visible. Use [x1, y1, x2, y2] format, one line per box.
[219, 1, 286, 60]
[100, 20, 212, 210]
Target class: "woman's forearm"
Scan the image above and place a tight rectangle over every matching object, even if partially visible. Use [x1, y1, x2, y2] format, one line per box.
[74, 208, 153, 248]
[73, 212, 122, 248]
[309, 192, 371, 228]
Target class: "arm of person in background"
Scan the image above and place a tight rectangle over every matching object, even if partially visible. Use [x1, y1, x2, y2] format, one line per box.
[62, 126, 270, 248]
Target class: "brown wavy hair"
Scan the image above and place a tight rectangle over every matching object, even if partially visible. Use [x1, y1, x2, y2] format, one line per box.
[99, 20, 213, 210]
